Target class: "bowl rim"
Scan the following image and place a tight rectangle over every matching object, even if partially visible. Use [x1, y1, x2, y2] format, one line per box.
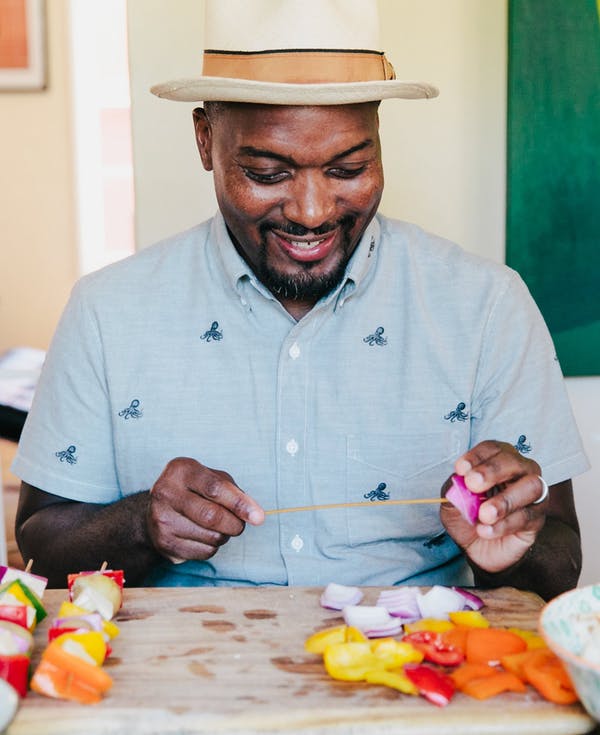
[539, 583, 600, 675]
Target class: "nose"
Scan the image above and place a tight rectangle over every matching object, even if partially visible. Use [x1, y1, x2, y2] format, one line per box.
[281, 171, 336, 231]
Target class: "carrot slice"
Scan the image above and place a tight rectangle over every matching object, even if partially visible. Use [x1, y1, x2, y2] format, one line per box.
[465, 627, 527, 665]
[462, 670, 527, 699]
[40, 640, 112, 692]
[31, 658, 104, 704]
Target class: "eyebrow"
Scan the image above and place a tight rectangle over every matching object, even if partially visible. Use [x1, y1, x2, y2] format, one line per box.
[238, 139, 374, 166]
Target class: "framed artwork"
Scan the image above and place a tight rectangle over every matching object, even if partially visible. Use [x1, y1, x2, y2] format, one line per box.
[0, 0, 45, 90]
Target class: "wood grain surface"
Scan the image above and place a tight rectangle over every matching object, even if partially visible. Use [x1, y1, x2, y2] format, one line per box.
[7, 586, 596, 735]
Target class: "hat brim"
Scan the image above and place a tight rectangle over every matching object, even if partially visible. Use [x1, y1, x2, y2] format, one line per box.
[150, 76, 439, 104]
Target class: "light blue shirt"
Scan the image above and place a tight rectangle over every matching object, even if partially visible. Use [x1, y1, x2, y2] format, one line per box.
[13, 213, 589, 587]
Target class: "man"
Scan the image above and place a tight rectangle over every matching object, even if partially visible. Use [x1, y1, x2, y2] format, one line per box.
[13, 1, 588, 598]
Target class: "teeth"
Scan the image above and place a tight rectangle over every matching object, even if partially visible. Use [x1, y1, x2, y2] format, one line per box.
[287, 238, 325, 249]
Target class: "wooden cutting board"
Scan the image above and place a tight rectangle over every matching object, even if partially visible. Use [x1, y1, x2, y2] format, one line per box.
[8, 586, 597, 735]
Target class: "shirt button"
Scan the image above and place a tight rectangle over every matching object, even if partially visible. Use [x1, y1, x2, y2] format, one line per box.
[286, 439, 299, 456]
[291, 534, 304, 552]
[289, 342, 301, 360]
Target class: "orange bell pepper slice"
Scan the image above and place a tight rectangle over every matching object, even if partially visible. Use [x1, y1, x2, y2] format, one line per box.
[461, 670, 527, 700]
[521, 649, 578, 704]
[465, 627, 527, 665]
[450, 662, 497, 690]
[441, 625, 470, 653]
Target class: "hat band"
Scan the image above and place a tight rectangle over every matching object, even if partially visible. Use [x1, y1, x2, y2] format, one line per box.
[202, 49, 396, 84]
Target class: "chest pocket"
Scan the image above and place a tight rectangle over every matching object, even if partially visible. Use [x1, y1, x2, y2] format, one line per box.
[344, 433, 459, 548]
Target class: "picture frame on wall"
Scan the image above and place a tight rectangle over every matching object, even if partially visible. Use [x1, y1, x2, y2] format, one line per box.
[0, 0, 45, 91]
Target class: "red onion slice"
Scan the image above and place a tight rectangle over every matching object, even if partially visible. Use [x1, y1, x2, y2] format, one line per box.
[342, 605, 402, 637]
[320, 582, 364, 610]
[452, 586, 485, 611]
[376, 587, 421, 621]
[417, 585, 467, 620]
[445, 474, 484, 525]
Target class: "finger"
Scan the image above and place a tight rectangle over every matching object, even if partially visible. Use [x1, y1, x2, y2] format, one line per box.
[478, 474, 549, 525]
[186, 473, 265, 527]
[476, 500, 545, 540]
[455, 441, 539, 493]
[147, 497, 230, 560]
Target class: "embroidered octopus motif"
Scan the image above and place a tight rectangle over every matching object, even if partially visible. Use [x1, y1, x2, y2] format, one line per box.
[444, 402, 469, 423]
[364, 482, 390, 501]
[514, 434, 532, 454]
[55, 445, 77, 465]
[424, 531, 448, 549]
[201, 321, 223, 342]
[363, 326, 387, 346]
[119, 399, 143, 420]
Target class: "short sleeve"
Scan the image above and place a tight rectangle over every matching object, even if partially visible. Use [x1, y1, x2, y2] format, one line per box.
[470, 270, 589, 485]
[12, 280, 121, 503]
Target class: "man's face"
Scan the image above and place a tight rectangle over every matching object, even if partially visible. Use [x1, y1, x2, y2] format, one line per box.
[195, 103, 384, 318]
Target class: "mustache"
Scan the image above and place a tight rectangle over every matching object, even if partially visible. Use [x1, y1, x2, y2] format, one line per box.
[259, 215, 356, 239]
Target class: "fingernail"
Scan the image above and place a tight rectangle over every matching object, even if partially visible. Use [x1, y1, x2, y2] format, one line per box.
[455, 458, 472, 475]
[466, 472, 484, 490]
[479, 524, 494, 538]
[248, 510, 264, 525]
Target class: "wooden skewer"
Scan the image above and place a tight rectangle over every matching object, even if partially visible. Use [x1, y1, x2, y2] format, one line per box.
[24, 559, 33, 573]
[100, 561, 108, 572]
[265, 497, 449, 516]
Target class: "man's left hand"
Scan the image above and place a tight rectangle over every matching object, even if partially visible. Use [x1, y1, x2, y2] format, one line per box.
[440, 440, 549, 573]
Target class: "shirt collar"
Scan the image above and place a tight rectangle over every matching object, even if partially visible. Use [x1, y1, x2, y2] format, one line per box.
[210, 210, 382, 303]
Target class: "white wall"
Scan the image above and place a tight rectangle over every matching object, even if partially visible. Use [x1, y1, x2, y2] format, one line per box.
[126, 0, 598, 585]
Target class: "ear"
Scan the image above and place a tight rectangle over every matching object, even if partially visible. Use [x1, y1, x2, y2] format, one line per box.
[193, 107, 213, 171]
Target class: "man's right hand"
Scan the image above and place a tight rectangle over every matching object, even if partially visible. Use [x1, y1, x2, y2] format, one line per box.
[146, 457, 265, 563]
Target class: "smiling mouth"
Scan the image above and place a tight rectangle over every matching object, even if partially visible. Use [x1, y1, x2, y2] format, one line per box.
[281, 236, 326, 250]
[271, 229, 338, 263]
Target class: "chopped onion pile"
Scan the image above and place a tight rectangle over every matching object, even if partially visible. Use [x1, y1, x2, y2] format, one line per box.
[452, 586, 485, 611]
[342, 605, 403, 638]
[320, 582, 363, 610]
[445, 474, 484, 525]
[321, 581, 484, 637]
[376, 587, 421, 622]
[417, 586, 469, 620]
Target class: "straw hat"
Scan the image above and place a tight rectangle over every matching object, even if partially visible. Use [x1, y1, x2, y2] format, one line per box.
[151, 0, 438, 105]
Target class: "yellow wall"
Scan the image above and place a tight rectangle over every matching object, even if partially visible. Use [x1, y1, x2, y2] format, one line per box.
[0, 0, 78, 352]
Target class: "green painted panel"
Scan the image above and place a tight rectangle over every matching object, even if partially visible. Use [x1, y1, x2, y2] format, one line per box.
[506, 0, 600, 375]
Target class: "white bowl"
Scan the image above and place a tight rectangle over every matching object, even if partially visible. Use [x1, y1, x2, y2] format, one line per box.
[539, 584, 600, 721]
[0, 679, 18, 733]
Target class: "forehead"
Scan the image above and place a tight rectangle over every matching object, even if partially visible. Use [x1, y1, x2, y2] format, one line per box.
[209, 102, 380, 157]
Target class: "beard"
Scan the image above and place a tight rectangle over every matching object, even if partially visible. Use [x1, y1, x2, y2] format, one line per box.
[256, 216, 357, 302]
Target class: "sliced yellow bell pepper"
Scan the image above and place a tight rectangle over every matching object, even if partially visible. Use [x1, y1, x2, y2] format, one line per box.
[364, 669, 419, 695]
[305, 626, 347, 654]
[323, 642, 384, 681]
[57, 601, 120, 640]
[304, 625, 367, 654]
[507, 627, 547, 649]
[403, 617, 455, 634]
[449, 610, 490, 628]
[370, 638, 424, 668]
[53, 631, 108, 666]
[345, 626, 368, 643]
